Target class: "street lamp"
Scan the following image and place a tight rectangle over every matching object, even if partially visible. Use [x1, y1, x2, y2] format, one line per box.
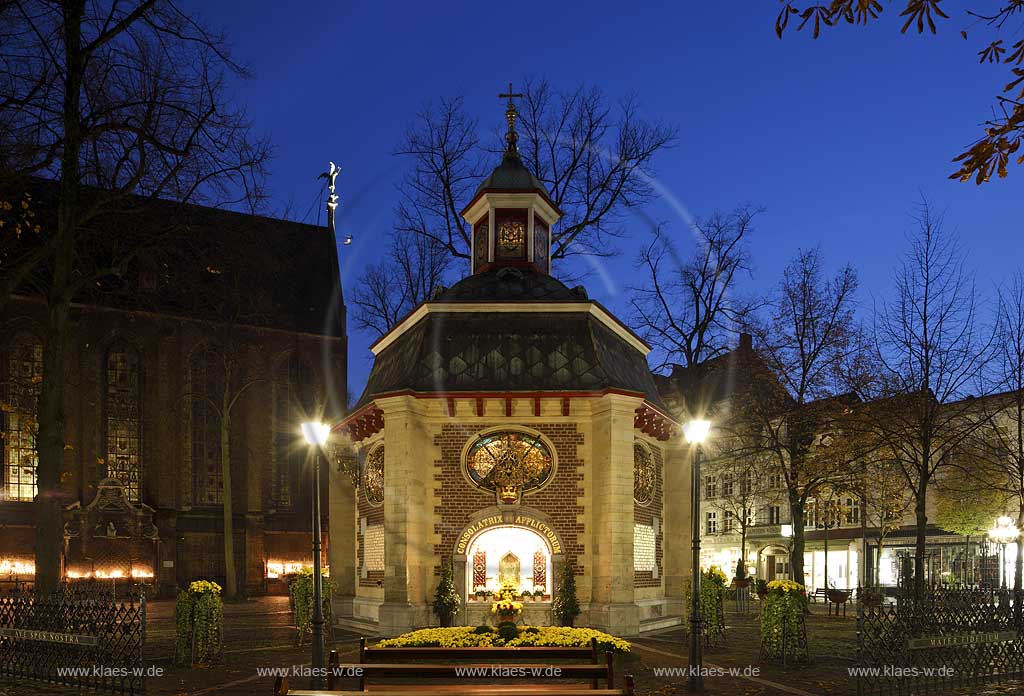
[684, 418, 711, 693]
[301, 421, 331, 689]
[988, 515, 1019, 590]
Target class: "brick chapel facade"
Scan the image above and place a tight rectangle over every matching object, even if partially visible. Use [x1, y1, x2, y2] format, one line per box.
[329, 117, 691, 637]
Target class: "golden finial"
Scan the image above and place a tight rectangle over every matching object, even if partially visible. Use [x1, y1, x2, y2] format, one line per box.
[498, 81, 523, 154]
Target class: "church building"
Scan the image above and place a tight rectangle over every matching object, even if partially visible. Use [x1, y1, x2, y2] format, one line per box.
[330, 99, 689, 637]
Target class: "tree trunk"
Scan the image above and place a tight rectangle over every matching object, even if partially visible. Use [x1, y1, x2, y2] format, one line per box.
[789, 499, 805, 588]
[914, 486, 928, 598]
[221, 390, 237, 600]
[964, 535, 971, 587]
[740, 525, 747, 575]
[1015, 509, 1023, 596]
[34, 0, 86, 596]
[875, 536, 884, 588]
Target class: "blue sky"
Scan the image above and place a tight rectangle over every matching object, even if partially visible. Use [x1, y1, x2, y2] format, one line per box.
[187, 1, 1021, 398]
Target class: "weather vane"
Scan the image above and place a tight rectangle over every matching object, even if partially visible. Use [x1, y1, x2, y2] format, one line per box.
[498, 82, 523, 154]
[318, 161, 351, 244]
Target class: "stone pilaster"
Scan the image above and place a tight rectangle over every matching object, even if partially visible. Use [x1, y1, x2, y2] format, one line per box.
[328, 443, 358, 619]
[663, 439, 689, 619]
[377, 396, 433, 636]
[589, 393, 642, 636]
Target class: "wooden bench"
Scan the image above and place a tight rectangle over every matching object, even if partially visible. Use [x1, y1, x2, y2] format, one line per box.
[272, 636, 634, 696]
[810, 588, 828, 603]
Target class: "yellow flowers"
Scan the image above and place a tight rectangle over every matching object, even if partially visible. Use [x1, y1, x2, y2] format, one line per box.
[491, 599, 524, 615]
[188, 580, 222, 595]
[767, 579, 805, 595]
[703, 565, 729, 586]
[376, 626, 630, 653]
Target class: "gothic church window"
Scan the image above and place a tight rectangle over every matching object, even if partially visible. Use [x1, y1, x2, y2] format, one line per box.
[104, 347, 142, 502]
[272, 356, 314, 508]
[189, 347, 223, 505]
[1, 333, 42, 501]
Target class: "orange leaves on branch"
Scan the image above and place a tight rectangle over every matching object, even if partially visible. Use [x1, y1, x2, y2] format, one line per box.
[979, 39, 1006, 63]
[899, 0, 949, 34]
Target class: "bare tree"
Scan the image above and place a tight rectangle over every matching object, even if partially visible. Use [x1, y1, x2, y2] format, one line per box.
[352, 233, 455, 337]
[0, 0, 269, 593]
[864, 201, 995, 597]
[393, 79, 676, 264]
[858, 454, 914, 587]
[629, 205, 761, 372]
[708, 451, 781, 578]
[739, 247, 865, 589]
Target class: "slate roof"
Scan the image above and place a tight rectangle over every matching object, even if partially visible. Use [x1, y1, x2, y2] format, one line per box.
[437, 266, 587, 302]
[1, 176, 344, 338]
[355, 309, 665, 410]
[473, 151, 548, 197]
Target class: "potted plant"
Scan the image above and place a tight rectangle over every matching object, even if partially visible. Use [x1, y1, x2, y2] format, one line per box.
[755, 578, 769, 599]
[521, 588, 532, 602]
[433, 559, 460, 627]
[733, 558, 750, 588]
[533, 585, 545, 600]
[826, 584, 851, 604]
[474, 585, 487, 601]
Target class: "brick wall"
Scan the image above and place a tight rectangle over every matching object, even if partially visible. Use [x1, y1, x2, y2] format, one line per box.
[432, 423, 584, 574]
[634, 441, 664, 587]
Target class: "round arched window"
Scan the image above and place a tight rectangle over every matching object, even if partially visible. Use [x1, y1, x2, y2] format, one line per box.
[634, 442, 655, 505]
[363, 445, 384, 506]
[465, 431, 553, 504]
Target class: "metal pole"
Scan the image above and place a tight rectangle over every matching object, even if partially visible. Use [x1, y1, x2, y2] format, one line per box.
[311, 448, 326, 689]
[688, 444, 704, 693]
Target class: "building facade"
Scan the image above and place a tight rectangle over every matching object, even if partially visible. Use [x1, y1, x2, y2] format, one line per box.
[0, 193, 346, 596]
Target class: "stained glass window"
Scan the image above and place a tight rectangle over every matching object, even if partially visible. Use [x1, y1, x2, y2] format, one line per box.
[633, 442, 654, 505]
[272, 357, 314, 509]
[495, 211, 527, 260]
[473, 218, 489, 271]
[2, 334, 42, 502]
[363, 445, 384, 506]
[465, 431, 552, 503]
[190, 347, 223, 505]
[104, 348, 142, 502]
[534, 217, 549, 272]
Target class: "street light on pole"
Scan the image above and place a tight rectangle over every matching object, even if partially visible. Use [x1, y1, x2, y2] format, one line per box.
[988, 516, 1019, 590]
[684, 418, 711, 693]
[301, 420, 331, 689]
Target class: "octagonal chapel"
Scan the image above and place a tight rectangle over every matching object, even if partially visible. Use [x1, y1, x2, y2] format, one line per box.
[329, 101, 690, 637]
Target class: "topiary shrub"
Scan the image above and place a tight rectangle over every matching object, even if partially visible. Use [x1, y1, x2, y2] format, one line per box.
[174, 580, 223, 665]
[759, 580, 809, 662]
[472, 624, 494, 634]
[433, 558, 460, 627]
[692, 566, 727, 646]
[552, 564, 580, 627]
[290, 567, 335, 645]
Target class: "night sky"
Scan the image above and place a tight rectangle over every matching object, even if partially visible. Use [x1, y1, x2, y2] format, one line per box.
[185, 1, 1021, 399]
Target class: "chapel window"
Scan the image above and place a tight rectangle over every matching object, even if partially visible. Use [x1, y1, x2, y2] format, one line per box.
[633, 442, 654, 505]
[465, 431, 553, 504]
[189, 346, 223, 505]
[272, 356, 315, 508]
[363, 444, 384, 506]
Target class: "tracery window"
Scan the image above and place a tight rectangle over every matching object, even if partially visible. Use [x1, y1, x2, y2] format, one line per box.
[533, 217, 549, 272]
[272, 356, 314, 508]
[465, 431, 553, 503]
[1, 334, 42, 501]
[104, 347, 142, 502]
[494, 210, 527, 261]
[633, 442, 654, 505]
[190, 347, 223, 505]
[363, 445, 384, 506]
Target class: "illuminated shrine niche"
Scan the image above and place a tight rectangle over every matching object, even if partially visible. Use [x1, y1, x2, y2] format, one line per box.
[466, 525, 551, 596]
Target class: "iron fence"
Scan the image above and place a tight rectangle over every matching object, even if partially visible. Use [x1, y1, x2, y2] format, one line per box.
[857, 587, 1024, 695]
[0, 586, 146, 694]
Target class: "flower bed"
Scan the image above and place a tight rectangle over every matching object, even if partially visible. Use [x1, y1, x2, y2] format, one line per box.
[376, 626, 631, 653]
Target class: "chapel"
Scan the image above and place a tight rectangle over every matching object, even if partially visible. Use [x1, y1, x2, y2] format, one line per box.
[329, 93, 689, 637]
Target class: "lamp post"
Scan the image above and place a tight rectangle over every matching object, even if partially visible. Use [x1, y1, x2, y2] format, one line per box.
[301, 421, 331, 689]
[684, 418, 711, 693]
[988, 516, 1020, 590]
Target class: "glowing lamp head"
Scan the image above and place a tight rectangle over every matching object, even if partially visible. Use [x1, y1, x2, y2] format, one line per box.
[780, 524, 793, 538]
[301, 421, 331, 447]
[683, 419, 711, 444]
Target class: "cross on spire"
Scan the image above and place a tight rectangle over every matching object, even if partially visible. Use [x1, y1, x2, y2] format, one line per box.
[498, 81, 523, 154]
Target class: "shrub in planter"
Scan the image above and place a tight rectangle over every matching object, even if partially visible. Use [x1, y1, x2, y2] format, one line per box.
[473, 624, 494, 634]
[696, 566, 728, 646]
[433, 559, 460, 627]
[291, 567, 335, 643]
[755, 578, 769, 598]
[174, 580, 223, 665]
[760, 580, 809, 662]
[497, 620, 519, 642]
[734, 558, 750, 587]
[552, 564, 580, 627]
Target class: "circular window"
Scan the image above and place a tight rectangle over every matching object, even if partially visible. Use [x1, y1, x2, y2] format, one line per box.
[634, 442, 655, 505]
[466, 431, 553, 503]
[363, 445, 384, 506]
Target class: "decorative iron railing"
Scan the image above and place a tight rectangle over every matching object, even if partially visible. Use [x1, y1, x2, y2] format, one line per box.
[857, 587, 1024, 695]
[0, 586, 145, 694]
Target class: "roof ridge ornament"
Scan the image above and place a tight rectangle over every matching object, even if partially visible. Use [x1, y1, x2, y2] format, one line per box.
[498, 81, 523, 155]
